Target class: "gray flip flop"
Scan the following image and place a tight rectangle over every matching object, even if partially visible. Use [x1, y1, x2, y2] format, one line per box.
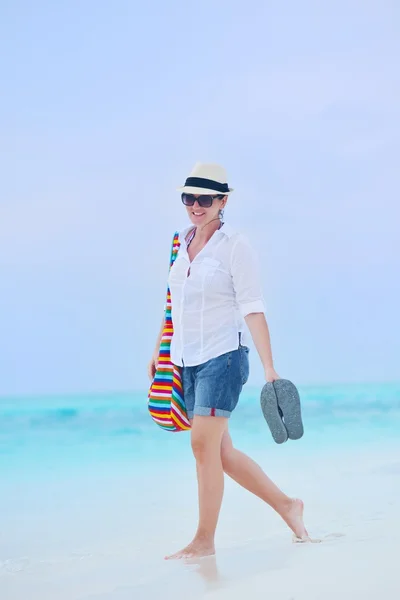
[260, 379, 304, 443]
[260, 382, 288, 444]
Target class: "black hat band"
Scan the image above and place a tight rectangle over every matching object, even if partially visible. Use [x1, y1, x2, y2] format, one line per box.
[184, 177, 229, 193]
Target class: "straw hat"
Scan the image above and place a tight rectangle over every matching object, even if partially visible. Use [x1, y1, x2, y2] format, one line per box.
[178, 162, 234, 195]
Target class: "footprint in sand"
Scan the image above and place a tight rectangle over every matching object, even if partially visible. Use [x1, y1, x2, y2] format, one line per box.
[323, 532, 346, 540]
[293, 532, 345, 544]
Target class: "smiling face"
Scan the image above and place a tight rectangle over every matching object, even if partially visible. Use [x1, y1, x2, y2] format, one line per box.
[186, 194, 228, 226]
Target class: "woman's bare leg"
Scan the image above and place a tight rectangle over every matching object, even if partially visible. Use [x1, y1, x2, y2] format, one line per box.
[220, 430, 308, 539]
[165, 416, 228, 560]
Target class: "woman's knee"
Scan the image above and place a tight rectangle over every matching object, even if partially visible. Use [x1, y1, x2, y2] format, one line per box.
[191, 434, 210, 462]
[190, 416, 227, 463]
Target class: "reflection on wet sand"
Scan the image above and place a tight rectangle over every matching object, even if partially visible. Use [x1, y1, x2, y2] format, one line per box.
[184, 554, 224, 591]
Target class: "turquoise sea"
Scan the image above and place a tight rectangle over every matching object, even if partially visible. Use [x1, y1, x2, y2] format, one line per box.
[2, 382, 400, 480]
[2, 382, 400, 600]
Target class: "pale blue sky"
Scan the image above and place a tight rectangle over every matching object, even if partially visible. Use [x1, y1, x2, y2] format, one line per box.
[1, 0, 399, 395]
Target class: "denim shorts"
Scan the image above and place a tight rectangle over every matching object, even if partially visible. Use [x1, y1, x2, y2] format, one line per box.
[181, 345, 250, 419]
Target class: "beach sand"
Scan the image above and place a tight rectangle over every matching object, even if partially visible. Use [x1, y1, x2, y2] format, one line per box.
[2, 441, 399, 600]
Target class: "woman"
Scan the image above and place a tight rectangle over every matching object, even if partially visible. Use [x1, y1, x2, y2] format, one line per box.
[148, 163, 309, 560]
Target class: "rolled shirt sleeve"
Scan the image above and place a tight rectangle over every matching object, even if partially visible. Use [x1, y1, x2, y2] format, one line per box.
[230, 234, 266, 317]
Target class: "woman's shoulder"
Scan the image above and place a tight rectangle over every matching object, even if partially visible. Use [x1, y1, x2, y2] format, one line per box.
[221, 223, 252, 247]
[174, 224, 196, 246]
[222, 225, 261, 267]
[165, 225, 192, 247]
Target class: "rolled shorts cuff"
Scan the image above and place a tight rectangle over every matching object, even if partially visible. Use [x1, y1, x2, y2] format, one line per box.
[193, 406, 232, 418]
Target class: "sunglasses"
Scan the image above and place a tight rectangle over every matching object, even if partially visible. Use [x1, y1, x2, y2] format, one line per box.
[181, 193, 224, 208]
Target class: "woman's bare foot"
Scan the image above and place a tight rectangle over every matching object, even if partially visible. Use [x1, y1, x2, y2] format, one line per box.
[281, 498, 309, 540]
[165, 538, 215, 560]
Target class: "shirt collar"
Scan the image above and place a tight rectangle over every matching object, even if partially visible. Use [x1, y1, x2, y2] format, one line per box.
[179, 222, 236, 240]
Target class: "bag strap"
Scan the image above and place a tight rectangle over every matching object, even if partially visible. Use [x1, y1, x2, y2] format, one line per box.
[168, 226, 196, 270]
[169, 231, 181, 270]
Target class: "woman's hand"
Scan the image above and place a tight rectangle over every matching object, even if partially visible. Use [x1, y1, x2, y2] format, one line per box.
[147, 353, 159, 381]
[265, 367, 280, 383]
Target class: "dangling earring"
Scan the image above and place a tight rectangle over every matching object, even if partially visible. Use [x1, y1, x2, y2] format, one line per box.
[218, 207, 225, 221]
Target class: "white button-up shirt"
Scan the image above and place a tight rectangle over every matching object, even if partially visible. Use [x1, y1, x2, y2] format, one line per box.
[168, 222, 266, 367]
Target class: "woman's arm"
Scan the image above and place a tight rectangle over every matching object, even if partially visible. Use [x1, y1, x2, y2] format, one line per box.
[230, 234, 280, 383]
[244, 313, 280, 382]
[147, 316, 165, 380]
[154, 316, 165, 353]
[148, 232, 176, 380]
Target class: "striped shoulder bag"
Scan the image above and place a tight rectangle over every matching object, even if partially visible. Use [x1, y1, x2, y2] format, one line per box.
[147, 232, 191, 432]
